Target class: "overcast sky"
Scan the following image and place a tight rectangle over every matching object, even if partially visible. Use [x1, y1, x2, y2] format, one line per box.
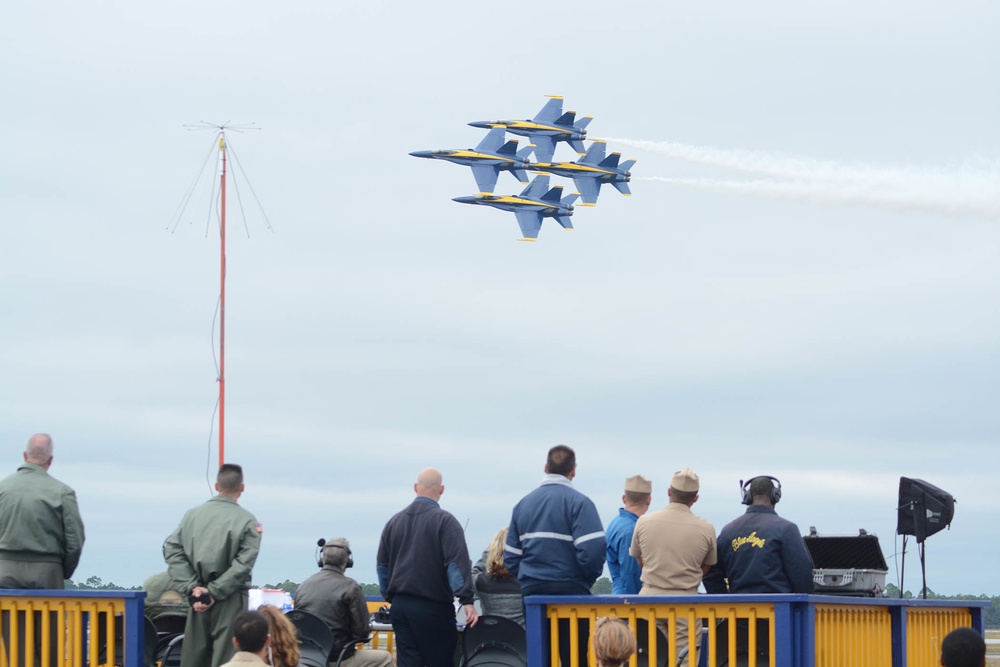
[1, 1, 997, 596]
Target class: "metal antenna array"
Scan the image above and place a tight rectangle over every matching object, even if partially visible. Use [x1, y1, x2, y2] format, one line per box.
[170, 122, 272, 477]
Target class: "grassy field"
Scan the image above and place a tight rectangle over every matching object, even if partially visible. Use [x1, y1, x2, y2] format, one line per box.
[987, 629, 999, 666]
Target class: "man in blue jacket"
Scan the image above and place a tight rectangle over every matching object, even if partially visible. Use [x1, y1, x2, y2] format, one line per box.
[704, 475, 814, 666]
[703, 476, 814, 595]
[505, 445, 605, 665]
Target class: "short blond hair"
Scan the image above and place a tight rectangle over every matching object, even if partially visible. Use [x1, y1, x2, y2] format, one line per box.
[593, 617, 636, 667]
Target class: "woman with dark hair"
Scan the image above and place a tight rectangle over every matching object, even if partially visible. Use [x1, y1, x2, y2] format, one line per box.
[472, 527, 524, 627]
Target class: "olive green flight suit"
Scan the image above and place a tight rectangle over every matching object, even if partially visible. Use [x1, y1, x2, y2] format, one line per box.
[163, 495, 261, 667]
[0, 463, 84, 667]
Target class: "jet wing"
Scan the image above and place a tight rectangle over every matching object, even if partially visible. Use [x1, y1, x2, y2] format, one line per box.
[581, 141, 607, 165]
[474, 127, 507, 153]
[530, 136, 557, 163]
[514, 210, 543, 241]
[471, 165, 500, 194]
[573, 178, 601, 205]
[520, 175, 551, 199]
[533, 96, 564, 123]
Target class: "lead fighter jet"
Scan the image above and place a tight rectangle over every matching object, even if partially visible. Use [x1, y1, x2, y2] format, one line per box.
[452, 175, 578, 242]
[468, 95, 591, 164]
[528, 140, 636, 205]
[409, 127, 534, 194]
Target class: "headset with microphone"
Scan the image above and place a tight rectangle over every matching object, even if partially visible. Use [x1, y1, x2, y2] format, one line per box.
[740, 475, 782, 505]
[316, 538, 354, 569]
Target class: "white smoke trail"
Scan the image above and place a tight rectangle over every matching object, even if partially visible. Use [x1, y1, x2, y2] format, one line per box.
[606, 137, 1000, 220]
[640, 176, 1000, 220]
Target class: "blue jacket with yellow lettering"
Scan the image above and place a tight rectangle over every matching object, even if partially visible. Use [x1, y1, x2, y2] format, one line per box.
[703, 505, 815, 594]
[504, 475, 606, 594]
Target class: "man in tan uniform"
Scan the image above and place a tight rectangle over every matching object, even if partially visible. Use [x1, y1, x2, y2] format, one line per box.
[630, 468, 716, 667]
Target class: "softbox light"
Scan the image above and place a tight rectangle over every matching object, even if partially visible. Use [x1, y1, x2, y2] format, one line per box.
[897, 477, 955, 543]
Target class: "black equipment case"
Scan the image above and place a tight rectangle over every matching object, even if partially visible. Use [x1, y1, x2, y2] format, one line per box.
[803, 528, 889, 597]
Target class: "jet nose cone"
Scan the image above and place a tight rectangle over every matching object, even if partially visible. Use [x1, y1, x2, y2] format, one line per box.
[409, 151, 431, 158]
[452, 196, 476, 204]
[468, 121, 492, 129]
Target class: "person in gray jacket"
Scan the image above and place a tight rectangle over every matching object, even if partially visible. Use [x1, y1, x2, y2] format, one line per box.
[294, 538, 393, 667]
[472, 527, 523, 627]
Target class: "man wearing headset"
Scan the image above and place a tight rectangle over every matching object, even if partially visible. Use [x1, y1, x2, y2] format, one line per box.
[295, 538, 394, 667]
[703, 476, 814, 594]
[704, 476, 814, 665]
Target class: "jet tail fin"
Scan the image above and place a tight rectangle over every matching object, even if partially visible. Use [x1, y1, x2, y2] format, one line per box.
[569, 139, 587, 154]
[510, 168, 529, 183]
[619, 159, 636, 172]
[555, 111, 577, 126]
[496, 140, 519, 155]
[598, 152, 621, 168]
[612, 182, 632, 196]
[540, 185, 564, 203]
[555, 216, 574, 230]
[560, 192, 580, 207]
[575, 116, 593, 130]
[515, 145, 535, 160]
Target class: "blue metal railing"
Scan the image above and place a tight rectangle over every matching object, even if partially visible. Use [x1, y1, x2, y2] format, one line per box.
[524, 594, 989, 667]
[0, 590, 146, 667]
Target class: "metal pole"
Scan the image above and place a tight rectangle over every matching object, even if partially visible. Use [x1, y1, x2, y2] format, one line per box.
[219, 134, 227, 467]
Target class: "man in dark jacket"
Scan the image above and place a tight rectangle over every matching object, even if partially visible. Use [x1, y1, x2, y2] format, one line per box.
[377, 468, 477, 667]
[704, 475, 814, 666]
[295, 537, 393, 667]
[703, 476, 814, 595]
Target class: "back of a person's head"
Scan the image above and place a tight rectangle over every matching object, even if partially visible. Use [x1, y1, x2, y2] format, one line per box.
[322, 538, 352, 569]
[486, 527, 511, 579]
[593, 617, 636, 667]
[232, 610, 268, 654]
[750, 476, 775, 500]
[24, 433, 53, 464]
[940, 627, 985, 667]
[257, 605, 300, 667]
[217, 463, 244, 493]
[546, 444, 576, 477]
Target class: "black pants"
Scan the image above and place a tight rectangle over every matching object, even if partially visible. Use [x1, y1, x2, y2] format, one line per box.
[521, 583, 591, 667]
[389, 595, 458, 667]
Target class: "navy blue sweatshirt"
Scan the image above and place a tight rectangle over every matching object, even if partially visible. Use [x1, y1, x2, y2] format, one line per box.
[376, 497, 474, 605]
[704, 505, 815, 594]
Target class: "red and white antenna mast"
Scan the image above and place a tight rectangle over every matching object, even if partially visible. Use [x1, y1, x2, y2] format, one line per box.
[171, 122, 272, 474]
[218, 133, 228, 465]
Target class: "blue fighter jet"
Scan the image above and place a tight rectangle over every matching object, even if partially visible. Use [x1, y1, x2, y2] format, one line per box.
[528, 140, 636, 206]
[453, 175, 578, 242]
[409, 127, 534, 194]
[468, 96, 592, 164]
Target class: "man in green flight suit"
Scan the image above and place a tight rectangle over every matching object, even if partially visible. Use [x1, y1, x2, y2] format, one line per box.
[0, 433, 85, 667]
[164, 463, 261, 667]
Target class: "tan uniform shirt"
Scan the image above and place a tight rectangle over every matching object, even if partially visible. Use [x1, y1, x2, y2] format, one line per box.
[630, 503, 717, 592]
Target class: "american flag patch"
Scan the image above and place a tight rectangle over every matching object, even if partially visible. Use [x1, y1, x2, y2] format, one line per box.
[256, 522, 263, 533]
